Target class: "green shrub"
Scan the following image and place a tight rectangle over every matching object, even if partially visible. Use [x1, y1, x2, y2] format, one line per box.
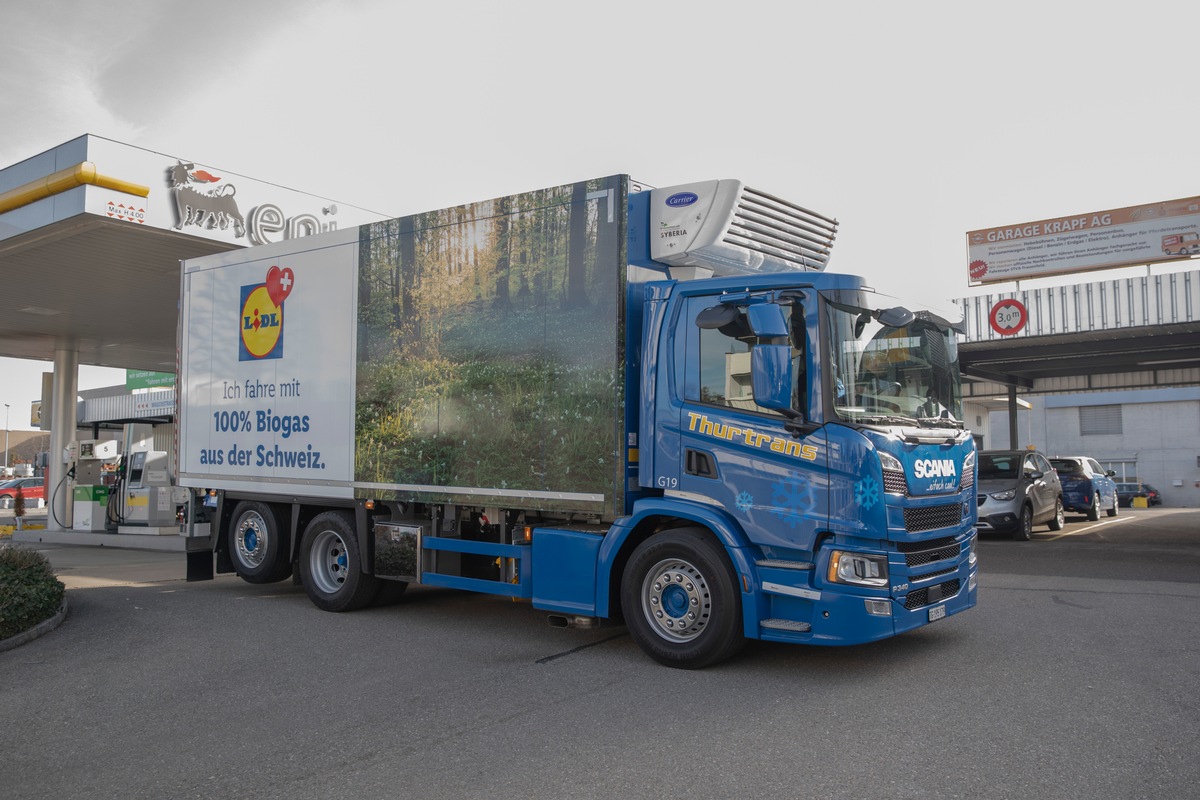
[0, 546, 66, 641]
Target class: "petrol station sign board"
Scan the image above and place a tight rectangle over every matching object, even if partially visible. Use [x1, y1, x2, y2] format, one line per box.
[966, 196, 1200, 285]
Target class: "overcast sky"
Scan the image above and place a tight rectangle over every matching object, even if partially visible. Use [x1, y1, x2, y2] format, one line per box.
[2, 0, 1198, 431]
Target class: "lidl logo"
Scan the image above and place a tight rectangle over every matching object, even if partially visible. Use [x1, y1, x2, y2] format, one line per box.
[239, 266, 294, 361]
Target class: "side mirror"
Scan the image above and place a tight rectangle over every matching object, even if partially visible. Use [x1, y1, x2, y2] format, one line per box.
[746, 303, 789, 338]
[877, 306, 916, 328]
[751, 345, 793, 413]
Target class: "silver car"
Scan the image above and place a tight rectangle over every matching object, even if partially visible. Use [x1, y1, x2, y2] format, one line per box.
[976, 450, 1065, 540]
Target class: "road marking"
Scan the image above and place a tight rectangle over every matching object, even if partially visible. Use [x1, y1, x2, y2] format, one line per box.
[1045, 516, 1136, 541]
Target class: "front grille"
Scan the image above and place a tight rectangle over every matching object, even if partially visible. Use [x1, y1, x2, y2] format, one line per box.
[897, 536, 957, 553]
[901, 536, 961, 567]
[904, 579, 961, 610]
[914, 565, 958, 581]
[883, 468, 908, 495]
[902, 503, 963, 533]
[961, 467, 974, 492]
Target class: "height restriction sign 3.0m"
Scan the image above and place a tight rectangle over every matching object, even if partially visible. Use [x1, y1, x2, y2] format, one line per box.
[989, 298, 1027, 336]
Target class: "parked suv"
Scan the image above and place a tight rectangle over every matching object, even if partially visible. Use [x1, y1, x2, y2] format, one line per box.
[977, 450, 1064, 540]
[1050, 457, 1119, 520]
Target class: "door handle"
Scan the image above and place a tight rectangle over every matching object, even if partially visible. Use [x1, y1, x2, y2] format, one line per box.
[685, 449, 717, 478]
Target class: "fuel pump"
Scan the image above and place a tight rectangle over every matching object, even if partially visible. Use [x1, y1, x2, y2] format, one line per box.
[120, 450, 181, 529]
[69, 439, 119, 532]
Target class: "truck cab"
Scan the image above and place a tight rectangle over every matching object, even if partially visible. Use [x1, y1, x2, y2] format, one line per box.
[615, 211, 977, 664]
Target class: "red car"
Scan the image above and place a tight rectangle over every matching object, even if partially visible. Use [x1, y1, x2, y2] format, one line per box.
[0, 477, 45, 509]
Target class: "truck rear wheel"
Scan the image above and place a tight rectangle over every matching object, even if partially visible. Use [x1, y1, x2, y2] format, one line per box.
[228, 501, 292, 584]
[299, 511, 379, 612]
[621, 528, 744, 669]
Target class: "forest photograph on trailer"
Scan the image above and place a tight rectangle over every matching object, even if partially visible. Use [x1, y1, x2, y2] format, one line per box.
[354, 176, 625, 514]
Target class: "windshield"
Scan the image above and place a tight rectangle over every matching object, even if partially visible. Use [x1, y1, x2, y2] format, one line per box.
[828, 297, 963, 428]
[978, 453, 1021, 479]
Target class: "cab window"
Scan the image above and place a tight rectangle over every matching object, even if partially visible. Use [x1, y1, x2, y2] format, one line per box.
[691, 299, 797, 416]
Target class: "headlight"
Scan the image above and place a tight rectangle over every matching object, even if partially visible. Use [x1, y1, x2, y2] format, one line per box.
[878, 451, 903, 472]
[828, 551, 888, 587]
[989, 489, 1016, 501]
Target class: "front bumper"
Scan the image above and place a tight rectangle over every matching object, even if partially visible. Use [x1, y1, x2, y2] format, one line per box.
[977, 512, 1020, 533]
[750, 534, 979, 646]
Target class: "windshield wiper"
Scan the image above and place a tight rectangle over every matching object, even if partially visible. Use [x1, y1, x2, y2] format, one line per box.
[858, 414, 922, 427]
[915, 416, 964, 430]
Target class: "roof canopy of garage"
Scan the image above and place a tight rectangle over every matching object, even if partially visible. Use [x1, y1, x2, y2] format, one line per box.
[956, 269, 1200, 391]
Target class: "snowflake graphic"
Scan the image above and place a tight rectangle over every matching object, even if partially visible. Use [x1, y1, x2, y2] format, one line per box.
[734, 491, 754, 513]
[770, 472, 817, 528]
[855, 476, 880, 510]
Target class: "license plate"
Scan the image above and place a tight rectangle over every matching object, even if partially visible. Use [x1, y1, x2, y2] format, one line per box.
[928, 605, 947, 622]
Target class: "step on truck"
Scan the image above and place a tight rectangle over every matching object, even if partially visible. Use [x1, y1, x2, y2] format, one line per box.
[178, 175, 978, 668]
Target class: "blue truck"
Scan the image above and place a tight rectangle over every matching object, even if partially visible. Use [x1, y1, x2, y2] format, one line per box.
[178, 175, 977, 668]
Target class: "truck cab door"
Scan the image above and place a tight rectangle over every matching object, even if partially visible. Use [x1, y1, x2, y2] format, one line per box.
[673, 293, 829, 553]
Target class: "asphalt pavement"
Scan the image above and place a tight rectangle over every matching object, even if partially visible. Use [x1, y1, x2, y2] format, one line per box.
[1, 508, 1197, 800]
[14, 541, 188, 588]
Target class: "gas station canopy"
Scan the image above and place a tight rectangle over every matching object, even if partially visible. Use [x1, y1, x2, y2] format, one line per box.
[0, 135, 387, 371]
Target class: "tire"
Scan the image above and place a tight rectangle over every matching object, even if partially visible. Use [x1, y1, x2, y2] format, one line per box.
[1013, 504, 1034, 541]
[0, 495, 12, 509]
[228, 501, 292, 584]
[1047, 497, 1065, 531]
[1087, 494, 1101, 521]
[299, 511, 379, 612]
[1106, 493, 1118, 518]
[620, 528, 744, 669]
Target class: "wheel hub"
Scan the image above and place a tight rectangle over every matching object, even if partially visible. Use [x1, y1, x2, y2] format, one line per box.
[235, 515, 266, 567]
[308, 529, 349, 594]
[643, 559, 711, 642]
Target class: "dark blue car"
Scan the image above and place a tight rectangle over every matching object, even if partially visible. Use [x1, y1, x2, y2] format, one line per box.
[1049, 457, 1119, 520]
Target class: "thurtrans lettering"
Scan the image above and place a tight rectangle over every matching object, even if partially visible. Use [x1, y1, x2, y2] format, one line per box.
[687, 412, 818, 461]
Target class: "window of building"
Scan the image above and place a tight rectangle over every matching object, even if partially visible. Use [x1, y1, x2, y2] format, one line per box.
[1079, 405, 1122, 435]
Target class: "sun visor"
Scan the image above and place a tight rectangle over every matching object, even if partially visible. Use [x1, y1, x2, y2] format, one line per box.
[649, 179, 837, 278]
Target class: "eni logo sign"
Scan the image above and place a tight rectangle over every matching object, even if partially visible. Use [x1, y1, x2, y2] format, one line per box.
[239, 266, 294, 361]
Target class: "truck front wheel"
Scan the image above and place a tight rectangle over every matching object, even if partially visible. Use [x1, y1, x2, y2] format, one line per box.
[299, 511, 379, 612]
[621, 528, 744, 669]
[228, 501, 292, 584]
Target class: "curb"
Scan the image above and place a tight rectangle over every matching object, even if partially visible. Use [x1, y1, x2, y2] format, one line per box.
[0, 597, 70, 654]
[1, 522, 46, 538]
